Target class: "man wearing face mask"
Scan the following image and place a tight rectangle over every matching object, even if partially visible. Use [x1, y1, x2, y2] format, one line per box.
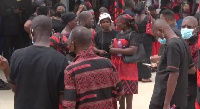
[181, 16, 199, 109]
[149, 19, 196, 109]
[52, 2, 66, 33]
[151, 9, 181, 63]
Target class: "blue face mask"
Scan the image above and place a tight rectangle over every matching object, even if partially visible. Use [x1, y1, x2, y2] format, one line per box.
[158, 38, 166, 44]
[181, 28, 194, 39]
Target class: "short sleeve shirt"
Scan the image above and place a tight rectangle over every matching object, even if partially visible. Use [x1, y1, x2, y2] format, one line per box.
[9, 46, 69, 109]
[150, 38, 194, 108]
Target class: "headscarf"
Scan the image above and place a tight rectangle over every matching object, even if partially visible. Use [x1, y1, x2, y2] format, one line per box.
[117, 14, 138, 31]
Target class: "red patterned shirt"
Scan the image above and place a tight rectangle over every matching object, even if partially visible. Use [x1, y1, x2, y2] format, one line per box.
[62, 49, 123, 109]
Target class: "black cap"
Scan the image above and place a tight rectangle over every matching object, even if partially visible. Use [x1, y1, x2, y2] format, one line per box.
[61, 12, 77, 25]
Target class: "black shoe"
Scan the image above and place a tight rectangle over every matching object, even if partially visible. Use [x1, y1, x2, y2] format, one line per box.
[0, 79, 11, 90]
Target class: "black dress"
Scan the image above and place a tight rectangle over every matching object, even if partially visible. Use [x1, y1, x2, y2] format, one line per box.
[136, 15, 154, 79]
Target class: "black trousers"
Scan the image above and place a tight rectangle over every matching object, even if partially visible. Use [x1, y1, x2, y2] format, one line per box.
[149, 103, 183, 109]
[183, 95, 196, 109]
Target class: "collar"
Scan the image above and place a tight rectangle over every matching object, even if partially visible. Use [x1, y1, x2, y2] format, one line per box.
[73, 49, 98, 62]
[169, 23, 176, 28]
[188, 35, 198, 45]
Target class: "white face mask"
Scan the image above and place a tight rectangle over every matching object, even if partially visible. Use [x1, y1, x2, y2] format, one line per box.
[181, 28, 195, 39]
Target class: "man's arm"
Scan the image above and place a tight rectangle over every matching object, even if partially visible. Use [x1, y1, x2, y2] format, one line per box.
[164, 72, 179, 108]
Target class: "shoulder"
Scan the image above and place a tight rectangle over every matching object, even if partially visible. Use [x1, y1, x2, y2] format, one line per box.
[65, 57, 113, 73]
[111, 29, 119, 34]
[167, 38, 185, 50]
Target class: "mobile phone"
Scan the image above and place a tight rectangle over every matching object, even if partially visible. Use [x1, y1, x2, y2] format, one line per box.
[142, 63, 152, 67]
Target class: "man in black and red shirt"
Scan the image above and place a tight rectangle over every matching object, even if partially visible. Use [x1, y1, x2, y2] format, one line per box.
[62, 26, 123, 109]
[181, 16, 198, 109]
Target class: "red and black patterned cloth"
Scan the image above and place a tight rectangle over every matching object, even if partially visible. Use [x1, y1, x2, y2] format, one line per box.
[196, 34, 200, 109]
[62, 49, 123, 109]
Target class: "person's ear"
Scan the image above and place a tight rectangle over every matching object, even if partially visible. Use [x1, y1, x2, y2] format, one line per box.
[158, 28, 165, 38]
[165, 17, 169, 23]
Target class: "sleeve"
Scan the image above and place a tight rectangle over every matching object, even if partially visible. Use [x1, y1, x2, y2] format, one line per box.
[62, 69, 76, 109]
[129, 32, 140, 47]
[9, 51, 18, 84]
[166, 42, 181, 73]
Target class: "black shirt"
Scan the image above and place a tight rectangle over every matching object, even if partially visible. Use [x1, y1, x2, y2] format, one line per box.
[10, 45, 69, 109]
[150, 38, 194, 108]
[94, 29, 118, 59]
[52, 19, 65, 33]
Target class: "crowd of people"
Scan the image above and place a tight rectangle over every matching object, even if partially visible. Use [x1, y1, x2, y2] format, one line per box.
[0, 0, 200, 109]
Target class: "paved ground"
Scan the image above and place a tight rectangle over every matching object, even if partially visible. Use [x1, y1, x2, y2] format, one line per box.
[0, 71, 156, 109]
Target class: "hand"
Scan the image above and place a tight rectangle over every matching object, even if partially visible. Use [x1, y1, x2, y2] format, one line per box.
[163, 103, 170, 109]
[0, 55, 9, 70]
[98, 50, 107, 56]
[79, 5, 87, 11]
[110, 48, 120, 54]
[151, 63, 157, 68]
[150, 55, 161, 63]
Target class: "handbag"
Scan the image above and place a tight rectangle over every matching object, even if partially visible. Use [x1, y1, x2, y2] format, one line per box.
[146, 15, 153, 36]
[123, 32, 147, 63]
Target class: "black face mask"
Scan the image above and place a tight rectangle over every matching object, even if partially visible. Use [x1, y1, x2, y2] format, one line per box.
[57, 11, 65, 17]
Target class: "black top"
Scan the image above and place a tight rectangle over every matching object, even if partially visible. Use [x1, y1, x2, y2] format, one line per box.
[150, 38, 194, 108]
[10, 45, 69, 109]
[94, 29, 118, 59]
[115, 30, 140, 47]
[136, 15, 154, 57]
[52, 19, 65, 33]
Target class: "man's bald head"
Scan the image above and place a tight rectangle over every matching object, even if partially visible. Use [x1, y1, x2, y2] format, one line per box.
[70, 26, 92, 49]
[31, 15, 52, 37]
[152, 19, 173, 39]
[152, 19, 169, 30]
[182, 16, 198, 27]
[78, 11, 92, 22]
[78, 11, 94, 28]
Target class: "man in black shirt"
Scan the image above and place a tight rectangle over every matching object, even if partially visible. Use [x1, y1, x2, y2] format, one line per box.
[149, 19, 195, 109]
[9, 15, 69, 109]
[151, 9, 181, 62]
